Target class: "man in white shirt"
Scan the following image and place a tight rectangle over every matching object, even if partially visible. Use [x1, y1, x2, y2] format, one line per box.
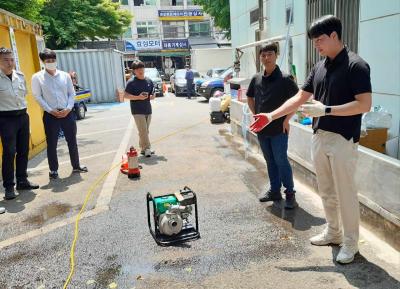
[32, 49, 87, 179]
[0, 47, 39, 201]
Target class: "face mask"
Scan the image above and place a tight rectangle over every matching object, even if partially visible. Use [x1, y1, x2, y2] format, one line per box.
[45, 62, 57, 71]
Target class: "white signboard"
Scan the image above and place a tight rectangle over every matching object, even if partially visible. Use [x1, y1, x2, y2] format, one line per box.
[125, 39, 162, 51]
[9, 27, 20, 71]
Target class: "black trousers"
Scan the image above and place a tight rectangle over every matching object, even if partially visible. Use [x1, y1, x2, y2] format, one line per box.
[43, 112, 80, 172]
[0, 113, 30, 189]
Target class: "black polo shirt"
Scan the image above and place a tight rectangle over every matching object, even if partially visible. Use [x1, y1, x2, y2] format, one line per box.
[302, 47, 372, 142]
[247, 66, 299, 136]
[125, 77, 154, 115]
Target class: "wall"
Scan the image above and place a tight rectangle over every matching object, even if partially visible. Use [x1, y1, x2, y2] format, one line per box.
[55, 49, 126, 103]
[359, 0, 400, 158]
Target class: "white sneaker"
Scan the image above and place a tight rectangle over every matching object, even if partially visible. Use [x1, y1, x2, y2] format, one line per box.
[144, 148, 151, 157]
[336, 244, 359, 264]
[0, 207, 5, 214]
[310, 228, 342, 246]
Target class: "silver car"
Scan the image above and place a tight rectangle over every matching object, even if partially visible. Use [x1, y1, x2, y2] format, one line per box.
[170, 69, 202, 96]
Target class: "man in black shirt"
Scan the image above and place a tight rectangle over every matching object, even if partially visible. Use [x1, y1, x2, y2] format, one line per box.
[124, 60, 155, 157]
[247, 43, 299, 209]
[252, 15, 372, 264]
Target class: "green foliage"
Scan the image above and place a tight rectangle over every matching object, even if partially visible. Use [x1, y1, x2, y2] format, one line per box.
[0, 0, 44, 22]
[0, 0, 133, 49]
[194, 0, 230, 39]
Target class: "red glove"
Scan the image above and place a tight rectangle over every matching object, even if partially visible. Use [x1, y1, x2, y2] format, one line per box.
[250, 113, 272, 133]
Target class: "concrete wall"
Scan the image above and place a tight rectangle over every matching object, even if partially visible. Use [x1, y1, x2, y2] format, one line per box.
[359, 0, 400, 159]
[230, 100, 400, 247]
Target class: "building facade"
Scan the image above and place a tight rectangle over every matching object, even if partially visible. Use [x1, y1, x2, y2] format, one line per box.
[230, 0, 400, 160]
[116, 0, 229, 75]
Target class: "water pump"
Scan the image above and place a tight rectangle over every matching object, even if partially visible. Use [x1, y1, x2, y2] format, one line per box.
[147, 187, 200, 246]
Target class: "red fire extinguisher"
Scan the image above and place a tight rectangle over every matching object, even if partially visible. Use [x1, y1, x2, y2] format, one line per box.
[127, 146, 140, 179]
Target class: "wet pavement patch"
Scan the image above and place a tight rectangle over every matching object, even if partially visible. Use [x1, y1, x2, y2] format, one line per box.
[94, 255, 122, 288]
[23, 203, 74, 226]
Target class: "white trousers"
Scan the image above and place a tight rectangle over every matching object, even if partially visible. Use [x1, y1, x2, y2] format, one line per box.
[312, 130, 360, 246]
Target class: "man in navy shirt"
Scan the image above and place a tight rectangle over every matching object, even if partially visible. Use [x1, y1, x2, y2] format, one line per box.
[252, 15, 372, 264]
[124, 60, 155, 157]
[185, 65, 195, 99]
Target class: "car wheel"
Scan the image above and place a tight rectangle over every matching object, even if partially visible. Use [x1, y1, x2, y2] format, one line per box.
[75, 102, 86, 120]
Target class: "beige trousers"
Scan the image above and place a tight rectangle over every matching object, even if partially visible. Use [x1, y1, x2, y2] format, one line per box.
[133, 114, 152, 152]
[311, 129, 360, 246]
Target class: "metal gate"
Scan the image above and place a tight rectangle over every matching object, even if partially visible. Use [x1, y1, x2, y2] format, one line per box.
[306, 0, 360, 73]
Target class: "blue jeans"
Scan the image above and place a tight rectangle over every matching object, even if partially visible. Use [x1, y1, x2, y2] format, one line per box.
[258, 133, 294, 193]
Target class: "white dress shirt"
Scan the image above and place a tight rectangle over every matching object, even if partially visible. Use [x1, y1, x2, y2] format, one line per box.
[31, 69, 75, 113]
[0, 70, 27, 111]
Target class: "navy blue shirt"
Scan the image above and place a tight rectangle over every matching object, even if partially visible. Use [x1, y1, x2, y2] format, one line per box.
[185, 70, 194, 81]
[302, 47, 371, 142]
[125, 77, 154, 115]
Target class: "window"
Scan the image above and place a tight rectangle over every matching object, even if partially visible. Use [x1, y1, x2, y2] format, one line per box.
[187, 0, 195, 5]
[172, 0, 184, 5]
[189, 21, 210, 37]
[145, 0, 156, 5]
[123, 27, 132, 38]
[163, 21, 185, 38]
[306, 0, 359, 73]
[121, 0, 129, 4]
[286, 6, 293, 25]
[134, 0, 143, 5]
[250, 8, 259, 25]
[137, 21, 159, 38]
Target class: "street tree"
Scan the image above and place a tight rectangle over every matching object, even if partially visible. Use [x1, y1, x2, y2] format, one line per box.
[194, 0, 230, 38]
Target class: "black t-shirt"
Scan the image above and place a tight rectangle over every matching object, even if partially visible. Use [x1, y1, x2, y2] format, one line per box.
[125, 77, 154, 115]
[302, 48, 371, 142]
[247, 66, 299, 136]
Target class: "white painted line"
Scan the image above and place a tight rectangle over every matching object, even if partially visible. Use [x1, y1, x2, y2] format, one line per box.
[83, 114, 131, 122]
[77, 127, 127, 138]
[0, 206, 108, 250]
[96, 120, 134, 208]
[28, 150, 117, 173]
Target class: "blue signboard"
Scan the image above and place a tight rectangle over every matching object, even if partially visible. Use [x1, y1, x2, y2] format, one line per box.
[125, 39, 162, 51]
[158, 9, 204, 19]
[162, 39, 189, 50]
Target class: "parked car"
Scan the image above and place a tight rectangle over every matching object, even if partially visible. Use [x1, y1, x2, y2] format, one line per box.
[206, 68, 226, 78]
[195, 67, 226, 90]
[145, 68, 164, 97]
[170, 69, 202, 96]
[197, 67, 233, 100]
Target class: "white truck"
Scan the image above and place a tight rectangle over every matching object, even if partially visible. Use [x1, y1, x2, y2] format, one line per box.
[190, 47, 233, 76]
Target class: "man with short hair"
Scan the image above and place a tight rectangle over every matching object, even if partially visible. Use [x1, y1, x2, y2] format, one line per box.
[32, 49, 87, 180]
[124, 59, 155, 157]
[247, 43, 299, 209]
[251, 15, 372, 264]
[0, 47, 39, 201]
[185, 65, 195, 99]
